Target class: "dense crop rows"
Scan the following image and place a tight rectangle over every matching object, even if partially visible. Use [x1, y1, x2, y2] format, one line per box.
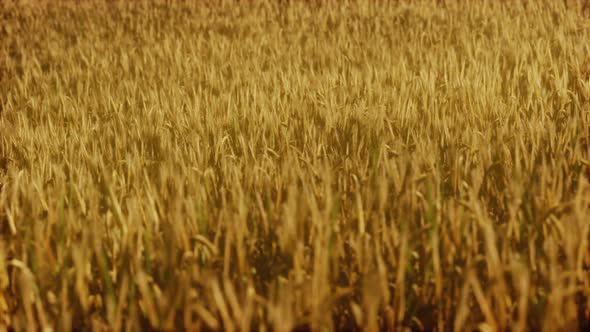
[1, 0, 590, 330]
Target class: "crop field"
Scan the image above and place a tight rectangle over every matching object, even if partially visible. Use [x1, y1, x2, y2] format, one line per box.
[1, 0, 590, 330]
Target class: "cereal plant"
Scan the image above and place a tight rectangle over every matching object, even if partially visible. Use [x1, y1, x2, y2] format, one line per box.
[1, 0, 590, 330]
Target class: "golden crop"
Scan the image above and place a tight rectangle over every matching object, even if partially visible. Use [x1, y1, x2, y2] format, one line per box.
[1, 0, 590, 330]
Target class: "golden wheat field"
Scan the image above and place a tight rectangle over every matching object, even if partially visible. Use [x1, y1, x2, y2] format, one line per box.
[1, 0, 590, 330]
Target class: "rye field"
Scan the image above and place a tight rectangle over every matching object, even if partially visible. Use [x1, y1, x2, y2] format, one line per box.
[1, 0, 590, 330]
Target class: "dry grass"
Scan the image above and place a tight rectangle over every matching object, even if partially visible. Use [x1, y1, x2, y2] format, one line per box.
[1, 0, 590, 330]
